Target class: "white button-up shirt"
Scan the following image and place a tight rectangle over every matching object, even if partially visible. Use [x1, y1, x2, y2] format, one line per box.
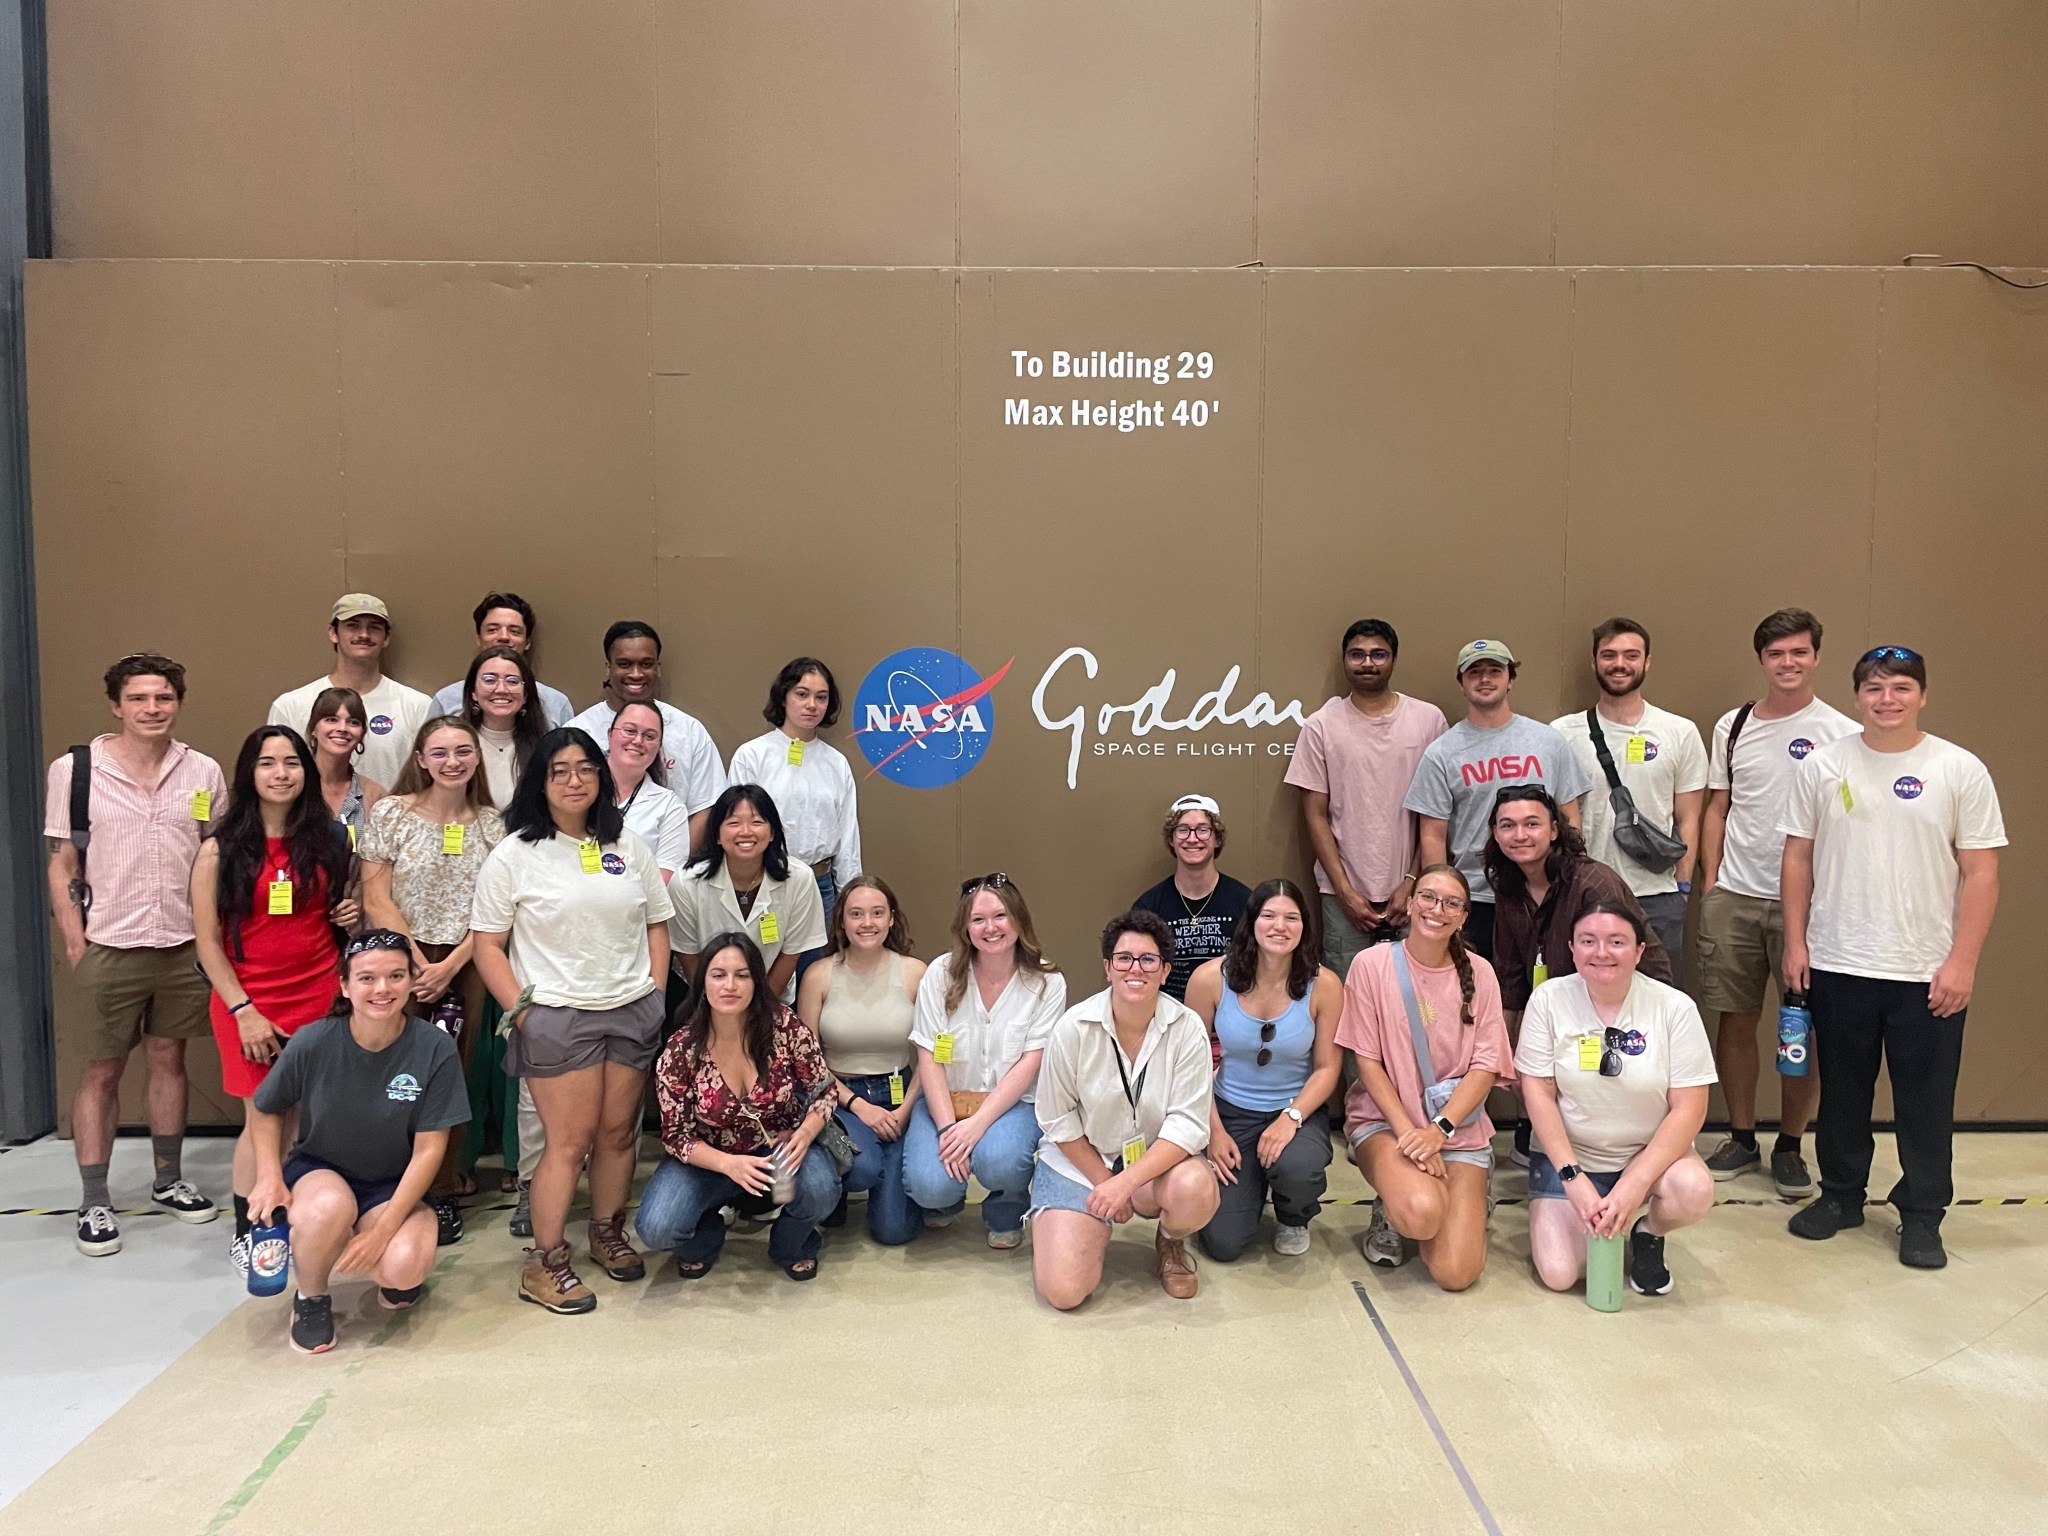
[1035, 987, 1215, 1186]
[910, 953, 1065, 1101]
[669, 859, 828, 1000]
[725, 729, 861, 876]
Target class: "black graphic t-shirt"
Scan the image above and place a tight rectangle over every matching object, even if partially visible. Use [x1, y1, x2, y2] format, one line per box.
[1130, 874, 1253, 1002]
[254, 1014, 469, 1183]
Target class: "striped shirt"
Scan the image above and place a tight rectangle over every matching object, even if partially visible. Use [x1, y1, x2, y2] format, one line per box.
[44, 736, 226, 948]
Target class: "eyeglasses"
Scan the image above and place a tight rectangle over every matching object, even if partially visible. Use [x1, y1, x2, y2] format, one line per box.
[1860, 645, 1922, 664]
[1109, 952, 1163, 974]
[548, 761, 600, 783]
[610, 726, 662, 746]
[1349, 649, 1394, 665]
[423, 746, 477, 763]
[960, 872, 1011, 896]
[1172, 824, 1215, 842]
[1256, 1020, 1277, 1067]
[1411, 891, 1468, 914]
[474, 671, 526, 690]
[1600, 1027, 1626, 1078]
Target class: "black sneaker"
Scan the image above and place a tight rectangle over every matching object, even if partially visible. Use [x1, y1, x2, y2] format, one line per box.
[378, 1283, 426, 1310]
[1788, 1193, 1866, 1241]
[1897, 1217, 1947, 1270]
[1509, 1122, 1532, 1168]
[1626, 1218, 1672, 1296]
[289, 1292, 336, 1355]
[150, 1180, 219, 1224]
[1771, 1145, 1815, 1201]
[432, 1193, 464, 1246]
[75, 1205, 122, 1257]
[1705, 1138, 1762, 1182]
[509, 1181, 533, 1239]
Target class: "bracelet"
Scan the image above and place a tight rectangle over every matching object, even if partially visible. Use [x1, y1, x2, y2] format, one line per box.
[1401, 873, 1419, 884]
[229, 999, 252, 1015]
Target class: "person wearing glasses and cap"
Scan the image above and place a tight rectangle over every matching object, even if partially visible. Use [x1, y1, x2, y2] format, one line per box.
[1404, 639, 1590, 961]
[1032, 910, 1220, 1305]
[903, 872, 1066, 1248]
[1781, 645, 2004, 1270]
[1129, 794, 1252, 1007]
[268, 594, 433, 793]
[1516, 903, 1717, 1299]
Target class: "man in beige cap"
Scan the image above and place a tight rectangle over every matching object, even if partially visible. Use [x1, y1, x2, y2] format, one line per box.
[267, 594, 432, 789]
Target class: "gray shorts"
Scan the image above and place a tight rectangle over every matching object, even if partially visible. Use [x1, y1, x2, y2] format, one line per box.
[504, 990, 664, 1078]
[1348, 1120, 1496, 1171]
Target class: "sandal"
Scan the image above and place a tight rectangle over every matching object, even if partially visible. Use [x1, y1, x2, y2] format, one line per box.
[780, 1255, 819, 1283]
[497, 1169, 521, 1194]
[676, 1254, 719, 1281]
[454, 1172, 479, 1198]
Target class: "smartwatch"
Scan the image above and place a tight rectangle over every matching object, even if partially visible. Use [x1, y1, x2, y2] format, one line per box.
[1281, 1106, 1304, 1126]
[1432, 1115, 1456, 1136]
[1558, 1163, 1583, 1183]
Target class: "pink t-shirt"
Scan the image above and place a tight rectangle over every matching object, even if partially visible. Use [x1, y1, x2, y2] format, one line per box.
[1335, 941, 1513, 1152]
[1285, 693, 1447, 902]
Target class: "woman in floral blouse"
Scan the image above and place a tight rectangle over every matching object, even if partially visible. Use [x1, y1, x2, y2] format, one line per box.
[636, 932, 841, 1280]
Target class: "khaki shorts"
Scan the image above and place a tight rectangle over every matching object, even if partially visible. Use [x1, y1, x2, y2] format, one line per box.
[74, 941, 212, 1061]
[505, 990, 665, 1078]
[1694, 887, 1784, 1015]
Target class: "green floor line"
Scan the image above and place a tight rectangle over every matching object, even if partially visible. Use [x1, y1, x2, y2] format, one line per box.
[201, 1390, 332, 1536]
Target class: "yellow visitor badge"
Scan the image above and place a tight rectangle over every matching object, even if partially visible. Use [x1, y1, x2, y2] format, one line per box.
[347, 822, 357, 851]
[267, 878, 294, 916]
[1122, 1136, 1147, 1169]
[1626, 735, 1648, 764]
[442, 823, 465, 855]
[190, 789, 212, 821]
[932, 1033, 955, 1065]
[1577, 1035, 1603, 1072]
[1532, 959, 1549, 986]
[888, 1072, 904, 1106]
[579, 838, 602, 873]
[787, 738, 804, 766]
[1838, 781, 1855, 813]
[758, 910, 780, 945]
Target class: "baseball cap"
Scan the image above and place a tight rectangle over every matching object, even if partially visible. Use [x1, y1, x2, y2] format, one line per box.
[331, 593, 392, 625]
[1169, 793, 1221, 817]
[1456, 639, 1516, 674]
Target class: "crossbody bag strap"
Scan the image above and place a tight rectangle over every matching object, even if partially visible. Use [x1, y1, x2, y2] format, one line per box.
[1585, 707, 1624, 790]
[68, 744, 92, 902]
[1724, 701, 1757, 783]
[1390, 944, 1441, 1096]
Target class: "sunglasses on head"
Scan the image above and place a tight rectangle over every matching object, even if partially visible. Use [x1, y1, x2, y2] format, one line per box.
[344, 931, 411, 961]
[1860, 645, 1922, 664]
[960, 871, 1011, 896]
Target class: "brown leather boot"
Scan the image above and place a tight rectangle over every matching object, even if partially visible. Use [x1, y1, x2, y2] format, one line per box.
[588, 1210, 646, 1282]
[520, 1242, 596, 1314]
[1155, 1228, 1199, 1299]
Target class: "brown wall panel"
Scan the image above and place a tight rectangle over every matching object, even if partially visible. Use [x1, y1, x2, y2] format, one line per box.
[656, 0, 958, 265]
[49, 0, 356, 258]
[1257, 0, 1558, 268]
[958, 0, 1257, 267]
[1868, 270, 2048, 1119]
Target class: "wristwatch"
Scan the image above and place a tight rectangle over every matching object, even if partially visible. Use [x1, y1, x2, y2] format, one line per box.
[1281, 1106, 1303, 1125]
[1432, 1114, 1456, 1136]
[1558, 1163, 1583, 1183]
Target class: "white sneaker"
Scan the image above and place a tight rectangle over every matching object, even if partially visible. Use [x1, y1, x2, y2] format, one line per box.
[1360, 1200, 1405, 1268]
[229, 1233, 251, 1279]
[923, 1210, 957, 1229]
[986, 1225, 1024, 1249]
[75, 1205, 122, 1257]
[1273, 1223, 1311, 1256]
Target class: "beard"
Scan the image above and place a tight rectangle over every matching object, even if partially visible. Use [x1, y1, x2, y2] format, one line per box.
[1596, 668, 1643, 697]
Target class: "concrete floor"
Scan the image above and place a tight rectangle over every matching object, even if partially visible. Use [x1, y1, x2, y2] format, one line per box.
[0, 1133, 2043, 1536]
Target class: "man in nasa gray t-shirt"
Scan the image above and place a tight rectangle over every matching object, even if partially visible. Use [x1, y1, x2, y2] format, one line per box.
[1403, 639, 1593, 958]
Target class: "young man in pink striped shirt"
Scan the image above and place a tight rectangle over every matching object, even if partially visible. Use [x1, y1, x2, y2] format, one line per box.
[45, 654, 228, 1256]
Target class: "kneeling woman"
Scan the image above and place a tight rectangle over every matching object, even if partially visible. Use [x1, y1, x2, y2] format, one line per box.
[246, 931, 470, 1355]
[1516, 903, 1717, 1298]
[1183, 879, 1342, 1262]
[1339, 865, 1512, 1291]
[638, 934, 841, 1280]
[1033, 911, 1220, 1308]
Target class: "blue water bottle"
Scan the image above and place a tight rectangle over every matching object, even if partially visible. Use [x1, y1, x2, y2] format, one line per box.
[1776, 991, 1812, 1077]
[247, 1211, 291, 1297]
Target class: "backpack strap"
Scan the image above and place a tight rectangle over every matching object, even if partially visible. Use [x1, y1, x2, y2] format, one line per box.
[1585, 707, 1625, 791]
[1724, 701, 1758, 783]
[66, 744, 93, 912]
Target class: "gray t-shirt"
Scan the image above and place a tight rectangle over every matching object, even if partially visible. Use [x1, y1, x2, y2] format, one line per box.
[253, 1015, 469, 1183]
[1402, 714, 1594, 902]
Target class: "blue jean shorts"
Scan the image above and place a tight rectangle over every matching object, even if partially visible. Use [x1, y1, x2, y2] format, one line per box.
[1348, 1120, 1496, 1172]
[1527, 1151, 1623, 1201]
[1029, 1160, 1112, 1226]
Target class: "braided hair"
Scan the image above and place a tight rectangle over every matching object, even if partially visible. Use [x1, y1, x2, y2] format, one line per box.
[1416, 863, 1477, 1026]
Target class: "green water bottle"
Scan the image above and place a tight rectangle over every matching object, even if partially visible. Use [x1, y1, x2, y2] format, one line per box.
[1586, 1233, 1624, 1312]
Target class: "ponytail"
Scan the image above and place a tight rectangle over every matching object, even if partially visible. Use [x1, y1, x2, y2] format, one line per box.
[1447, 930, 1476, 1027]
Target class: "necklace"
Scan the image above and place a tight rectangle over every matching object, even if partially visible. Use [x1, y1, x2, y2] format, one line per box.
[1178, 887, 1215, 922]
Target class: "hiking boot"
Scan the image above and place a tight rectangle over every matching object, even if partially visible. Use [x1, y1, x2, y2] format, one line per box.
[1155, 1229, 1199, 1299]
[1788, 1193, 1865, 1241]
[432, 1193, 464, 1246]
[1360, 1200, 1406, 1268]
[1897, 1216, 1947, 1270]
[587, 1211, 646, 1281]
[75, 1205, 121, 1257]
[1626, 1218, 1672, 1296]
[1705, 1138, 1762, 1182]
[151, 1180, 219, 1223]
[520, 1243, 597, 1314]
[1771, 1145, 1816, 1201]
[289, 1292, 335, 1354]
[508, 1181, 533, 1239]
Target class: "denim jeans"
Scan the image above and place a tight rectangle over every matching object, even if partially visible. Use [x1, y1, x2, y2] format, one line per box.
[901, 1097, 1040, 1234]
[836, 1072, 921, 1246]
[634, 1142, 841, 1268]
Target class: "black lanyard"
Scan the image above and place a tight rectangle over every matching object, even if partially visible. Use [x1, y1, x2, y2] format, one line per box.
[1113, 1036, 1151, 1117]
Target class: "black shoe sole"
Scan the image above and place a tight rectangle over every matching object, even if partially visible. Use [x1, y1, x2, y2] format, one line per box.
[517, 1289, 597, 1315]
[593, 1259, 646, 1282]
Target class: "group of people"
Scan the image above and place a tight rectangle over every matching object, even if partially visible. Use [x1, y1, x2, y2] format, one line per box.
[45, 592, 2003, 1352]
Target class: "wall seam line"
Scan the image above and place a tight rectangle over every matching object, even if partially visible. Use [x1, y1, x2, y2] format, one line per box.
[953, 0, 963, 267]
[1864, 268, 1885, 646]
[1250, 0, 1262, 264]
[344, 0, 362, 259]
[649, 0, 664, 262]
[1546, 0, 1565, 267]
[1558, 269, 1578, 672]
[329, 263, 349, 585]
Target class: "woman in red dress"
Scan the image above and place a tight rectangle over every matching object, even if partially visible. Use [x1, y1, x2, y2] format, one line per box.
[194, 725, 357, 1275]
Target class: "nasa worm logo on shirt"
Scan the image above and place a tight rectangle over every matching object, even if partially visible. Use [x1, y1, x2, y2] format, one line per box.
[1787, 738, 1816, 759]
[369, 714, 394, 737]
[851, 647, 1013, 790]
[600, 851, 627, 875]
[1893, 776, 1925, 800]
[385, 1072, 422, 1103]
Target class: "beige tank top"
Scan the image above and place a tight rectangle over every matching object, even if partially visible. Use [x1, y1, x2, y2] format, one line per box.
[816, 952, 914, 1077]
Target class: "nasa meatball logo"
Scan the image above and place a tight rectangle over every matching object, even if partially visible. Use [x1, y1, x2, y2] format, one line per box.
[1639, 740, 1660, 761]
[1893, 776, 1925, 800]
[600, 852, 627, 876]
[369, 714, 395, 737]
[1787, 737, 1815, 759]
[851, 647, 1013, 789]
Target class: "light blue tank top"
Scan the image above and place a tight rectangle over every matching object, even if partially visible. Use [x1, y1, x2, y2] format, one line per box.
[1214, 986, 1316, 1112]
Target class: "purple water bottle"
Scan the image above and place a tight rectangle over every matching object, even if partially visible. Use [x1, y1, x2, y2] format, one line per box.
[1776, 991, 1812, 1076]
[247, 1210, 291, 1297]
[431, 994, 464, 1038]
